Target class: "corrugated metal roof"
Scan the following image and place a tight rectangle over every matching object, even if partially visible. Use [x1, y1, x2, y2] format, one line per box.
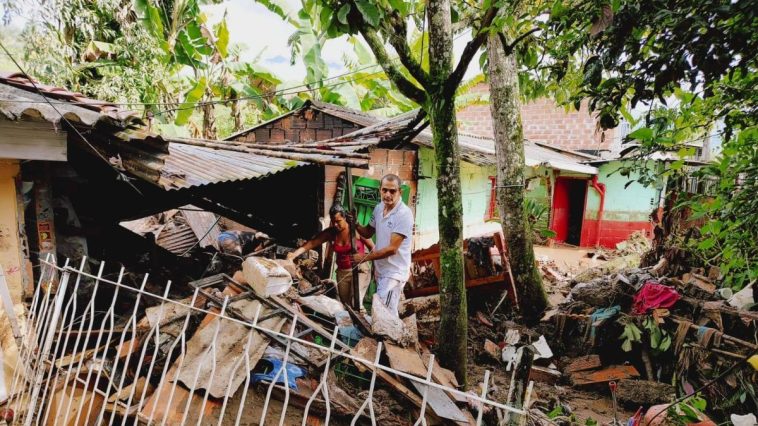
[308, 100, 382, 127]
[301, 109, 599, 173]
[120, 206, 220, 255]
[0, 72, 142, 127]
[156, 142, 310, 190]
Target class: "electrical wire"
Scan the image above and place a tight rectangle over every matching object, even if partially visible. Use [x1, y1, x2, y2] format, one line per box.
[0, 39, 144, 195]
[0, 63, 383, 109]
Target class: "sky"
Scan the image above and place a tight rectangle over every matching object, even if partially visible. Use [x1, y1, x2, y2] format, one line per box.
[201, 0, 480, 85]
[2, 0, 481, 87]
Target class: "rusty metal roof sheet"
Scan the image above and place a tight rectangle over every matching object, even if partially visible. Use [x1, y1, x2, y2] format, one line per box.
[308, 100, 382, 127]
[0, 72, 143, 127]
[154, 142, 310, 190]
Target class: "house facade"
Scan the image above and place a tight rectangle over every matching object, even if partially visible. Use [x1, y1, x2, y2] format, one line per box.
[228, 99, 666, 250]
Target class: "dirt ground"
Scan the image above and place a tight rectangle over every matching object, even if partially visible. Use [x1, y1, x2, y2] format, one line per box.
[534, 244, 606, 274]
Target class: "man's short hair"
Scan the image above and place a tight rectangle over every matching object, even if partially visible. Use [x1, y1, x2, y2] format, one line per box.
[381, 173, 402, 188]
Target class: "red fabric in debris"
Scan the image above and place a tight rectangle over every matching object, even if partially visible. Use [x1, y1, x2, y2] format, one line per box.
[632, 281, 680, 315]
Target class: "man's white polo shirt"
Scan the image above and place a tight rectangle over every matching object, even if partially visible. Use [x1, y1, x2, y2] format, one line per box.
[369, 201, 413, 282]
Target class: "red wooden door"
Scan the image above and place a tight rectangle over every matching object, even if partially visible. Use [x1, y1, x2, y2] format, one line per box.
[551, 178, 570, 242]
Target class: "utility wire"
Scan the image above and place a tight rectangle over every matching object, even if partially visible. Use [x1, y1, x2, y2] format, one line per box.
[0, 63, 384, 109]
[0, 39, 143, 195]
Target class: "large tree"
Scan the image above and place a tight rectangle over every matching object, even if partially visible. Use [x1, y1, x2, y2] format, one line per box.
[265, 0, 502, 383]
[487, 30, 549, 322]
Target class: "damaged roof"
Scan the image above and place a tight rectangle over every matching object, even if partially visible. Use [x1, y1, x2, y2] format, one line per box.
[0, 73, 367, 190]
[300, 109, 599, 174]
[0, 72, 142, 127]
[120, 205, 220, 255]
[225, 99, 382, 141]
[155, 142, 312, 190]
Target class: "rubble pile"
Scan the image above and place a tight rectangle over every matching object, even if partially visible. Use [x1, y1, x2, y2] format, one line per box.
[537, 257, 758, 424]
[27, 254, 492, 425]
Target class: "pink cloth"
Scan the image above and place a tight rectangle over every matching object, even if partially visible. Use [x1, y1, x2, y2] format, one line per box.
[632, 281, 680, 315]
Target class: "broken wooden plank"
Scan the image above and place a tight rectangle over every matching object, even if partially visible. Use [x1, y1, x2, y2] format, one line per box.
[570, 365, 640, 386]
[529, 366, 562, 385]
[385, 343, 469, 423]
[385, 343, 428, 376]
[563, 355, 602, 374]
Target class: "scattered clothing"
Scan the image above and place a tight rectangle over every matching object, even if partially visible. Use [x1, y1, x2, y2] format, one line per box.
[632, 281, 680, 315]
[587, 305, 621, 343]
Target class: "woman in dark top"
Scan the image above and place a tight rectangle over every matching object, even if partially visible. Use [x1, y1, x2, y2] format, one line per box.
[287, 204, 374, 308]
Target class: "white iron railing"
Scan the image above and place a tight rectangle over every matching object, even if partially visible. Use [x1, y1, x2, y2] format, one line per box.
[4, 256, 525, 425]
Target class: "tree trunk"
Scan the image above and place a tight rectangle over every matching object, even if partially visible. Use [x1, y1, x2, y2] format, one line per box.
[202, 89, 217, 140]
[487, 33, 548, 322]
[428, 0, 467, 386]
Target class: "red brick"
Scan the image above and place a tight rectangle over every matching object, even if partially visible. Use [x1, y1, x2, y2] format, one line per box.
[291, 117, 307, 129]
[388, 150, 404, 165]
[254, 129, 269, 143]
[300, 129, 316, 142]
[306, 112, 324, 128]
[270, 128, 285, 142]
[316, 129, 333, 141]
[284, 129, 299, 142]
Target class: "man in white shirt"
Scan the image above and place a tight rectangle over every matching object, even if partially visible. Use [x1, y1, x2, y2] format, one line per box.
[352, 174, 414, 316]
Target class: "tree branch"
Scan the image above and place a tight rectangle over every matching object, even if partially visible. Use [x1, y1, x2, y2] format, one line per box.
[386, 13, 430, 88]
[499, 28, 539, 55]
[445, 6, 498, 97]
[361, 27, 428, 105]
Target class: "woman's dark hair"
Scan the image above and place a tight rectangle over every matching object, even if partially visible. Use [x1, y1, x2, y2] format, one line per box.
[329, 204, 346, 218]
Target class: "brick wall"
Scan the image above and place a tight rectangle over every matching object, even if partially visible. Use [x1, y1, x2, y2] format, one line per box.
[457, 83, 615, 151]
[323, 148, 417, 217]
[228, 107, 363, 144]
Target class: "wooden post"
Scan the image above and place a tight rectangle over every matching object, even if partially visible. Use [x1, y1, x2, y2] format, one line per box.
[344, 166, 360, 310]
[34, 167, 58, 290]
[507, 346, 534, 425]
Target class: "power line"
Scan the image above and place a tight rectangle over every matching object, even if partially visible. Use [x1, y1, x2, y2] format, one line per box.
[0, 40, 143, 195]
[0, 63, 385, 109]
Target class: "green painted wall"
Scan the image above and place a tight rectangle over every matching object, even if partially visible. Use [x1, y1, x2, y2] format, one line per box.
[585, 160, 663, 222]
[415, 148, 553, 247]
[416, 148, 495, 243]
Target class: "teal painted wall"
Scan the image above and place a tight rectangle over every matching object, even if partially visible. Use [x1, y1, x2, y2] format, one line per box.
[585, 160, 662, 222]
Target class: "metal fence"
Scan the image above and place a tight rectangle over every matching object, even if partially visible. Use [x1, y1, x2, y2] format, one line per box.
[5, 257, 526, 425]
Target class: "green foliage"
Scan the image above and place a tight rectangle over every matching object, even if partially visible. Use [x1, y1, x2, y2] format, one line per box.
[666, 395, 708, 425]
[642, 317, 671, 354]
[681, 126, 758, 290]
[619, 321, 642, 352]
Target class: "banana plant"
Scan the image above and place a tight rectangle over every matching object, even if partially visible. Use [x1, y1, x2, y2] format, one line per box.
[135, 0, 285, 137]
